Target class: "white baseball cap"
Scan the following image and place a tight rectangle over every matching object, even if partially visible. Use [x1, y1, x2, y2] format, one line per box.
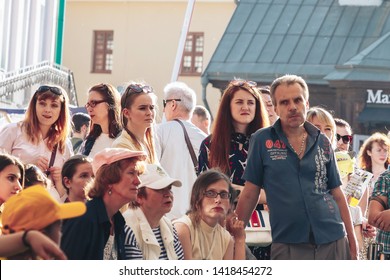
[140, 164, 182, 190]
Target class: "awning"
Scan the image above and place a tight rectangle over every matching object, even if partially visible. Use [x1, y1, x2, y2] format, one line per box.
[358, 106, 390, 123]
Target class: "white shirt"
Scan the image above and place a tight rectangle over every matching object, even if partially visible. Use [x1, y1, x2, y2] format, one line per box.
[88, 133, 116, 159]
[155, 119, 207, 220]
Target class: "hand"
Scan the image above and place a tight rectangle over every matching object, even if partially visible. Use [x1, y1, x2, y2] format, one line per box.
[226, 213, 246, 241]
[49, 166, 62, 185]
[362, 219, 376, 238]
[34, 156, 49, 173]
[27, 231, 67, 260]
[373, 209, 390, 232]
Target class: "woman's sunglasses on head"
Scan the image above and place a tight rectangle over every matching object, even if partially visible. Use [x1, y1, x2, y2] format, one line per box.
[35, 85, 62, 96]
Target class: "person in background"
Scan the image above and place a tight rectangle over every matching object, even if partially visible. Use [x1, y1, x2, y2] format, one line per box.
[236, 74, 357, 260]
[1, 185, 86, 260]
[174, 169, 245, 260]
[123, 163, 183, 259]
[0, 153, 24, 206]
[0, 85, 73, 200]
[112, 81, 158, 164]
[259, 86, 278, 125]
[357, 132, 390, 259]
[61, 148, 146, 260]
[191, 105, 211, 135]
[334, 118, 355, 156]
[306, 106, 337, 148]
[155, 81, 207, 220]
[71, 112, 90, 153]
[24, 163, 51, 188]
[61, 155, 94, 202]
[368, 169, 390, 259]
[79, 83, 121, 158]
[196, 79, 269, 259]
[307, 106, 364, 257]
[0, 153, 66, 260]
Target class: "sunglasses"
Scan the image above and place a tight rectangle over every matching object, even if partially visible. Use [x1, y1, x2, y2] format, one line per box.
[36, 85, 62, 96]
[127, 84, 154, 94]
[203, 190, 231, 200]
[336, 133, 353, 144]
[163, 99, 181, 108]
[85, 100, 107, 109]
[230, 80, 257, 88]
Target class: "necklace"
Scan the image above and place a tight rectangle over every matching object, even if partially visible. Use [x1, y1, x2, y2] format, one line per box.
[289, 132, 307, 157]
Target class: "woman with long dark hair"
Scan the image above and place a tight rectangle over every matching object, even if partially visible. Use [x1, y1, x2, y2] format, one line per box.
[79, 83, 121, 158]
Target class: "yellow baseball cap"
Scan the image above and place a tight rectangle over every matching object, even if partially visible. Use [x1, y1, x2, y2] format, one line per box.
[1, 185, 86, 234]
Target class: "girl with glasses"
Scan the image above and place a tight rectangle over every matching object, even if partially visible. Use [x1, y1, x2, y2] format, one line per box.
[79, 83, 121, 158]
[0, 85, 73, 201]
[173, 169, 245, 260]
[112, 81, 158, 164]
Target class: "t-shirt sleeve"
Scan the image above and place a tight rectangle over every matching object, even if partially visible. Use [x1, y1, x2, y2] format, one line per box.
[242, 133, 264, 188]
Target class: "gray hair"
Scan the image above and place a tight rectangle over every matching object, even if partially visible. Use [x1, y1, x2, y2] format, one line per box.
[270, 74, 309, 105]
[163, 81, 196, 113]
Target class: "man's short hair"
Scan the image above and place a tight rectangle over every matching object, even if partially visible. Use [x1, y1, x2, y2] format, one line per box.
[193, 105, 210, 121]
[72, 112, 90, 133]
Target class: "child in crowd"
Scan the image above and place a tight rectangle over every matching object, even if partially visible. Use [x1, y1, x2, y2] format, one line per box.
[1, 185, 86, 259]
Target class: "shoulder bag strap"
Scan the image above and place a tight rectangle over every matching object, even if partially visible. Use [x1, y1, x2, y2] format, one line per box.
[45, 143, 58, 176]
[173, 119, 198, 171]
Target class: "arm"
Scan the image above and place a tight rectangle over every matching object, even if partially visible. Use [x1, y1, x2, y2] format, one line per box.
[0, 231, 66, 260]
[223, 238, 234, 260]
[225, 214, 246, 260]
[330, 187, 358, 260]
[368, 196, 390, 231]
[235, 181, 261, 225]
[174, 222, 193, 260]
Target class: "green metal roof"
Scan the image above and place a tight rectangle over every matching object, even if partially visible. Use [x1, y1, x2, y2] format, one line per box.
[202, 0, 390, 87]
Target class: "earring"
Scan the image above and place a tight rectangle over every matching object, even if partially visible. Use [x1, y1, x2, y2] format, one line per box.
[108, 189, 112, 195]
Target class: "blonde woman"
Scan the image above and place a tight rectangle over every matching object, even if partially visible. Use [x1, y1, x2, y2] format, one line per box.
[112, 82, 158, 164]
[306, 106, 336, 148]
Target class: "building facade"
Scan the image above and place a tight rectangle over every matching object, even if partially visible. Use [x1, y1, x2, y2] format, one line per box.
[63, 0, 236, 119]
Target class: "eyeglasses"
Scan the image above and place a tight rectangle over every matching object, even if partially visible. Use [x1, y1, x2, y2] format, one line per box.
[203, 190, 231, 199]
[85, 100, 107, 109]
[336, 133, 353, 144]
[163, 99, 181, 108]
[127, 84, 154, 94]
[230, 80, 257, 88]
[35, 85, 62, 96]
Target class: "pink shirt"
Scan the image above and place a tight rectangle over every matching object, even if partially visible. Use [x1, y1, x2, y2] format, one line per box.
[0, 122, 73, 168]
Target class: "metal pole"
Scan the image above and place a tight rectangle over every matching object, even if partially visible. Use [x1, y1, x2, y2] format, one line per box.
[170, 0, 196, 82]
[55, 0, 66, 65]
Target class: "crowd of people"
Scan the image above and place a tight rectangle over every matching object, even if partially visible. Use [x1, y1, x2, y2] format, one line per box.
[0, 75, 389, 260]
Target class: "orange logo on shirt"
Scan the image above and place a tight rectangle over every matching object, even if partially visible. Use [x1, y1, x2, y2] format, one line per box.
[265, 140, 273, 149]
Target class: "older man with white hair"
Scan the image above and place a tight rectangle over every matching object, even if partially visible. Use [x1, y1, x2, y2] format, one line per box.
[155, 81, 207, 220]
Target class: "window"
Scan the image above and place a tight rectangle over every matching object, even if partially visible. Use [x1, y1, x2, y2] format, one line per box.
[180, 32, 204, 76]
[92, 31, 114, 73]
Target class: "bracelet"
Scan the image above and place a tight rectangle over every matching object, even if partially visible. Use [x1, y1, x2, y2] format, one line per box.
[22, 230, 31, 248]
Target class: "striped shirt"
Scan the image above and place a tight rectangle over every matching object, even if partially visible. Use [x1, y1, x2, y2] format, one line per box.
[124, 225, 184, 260]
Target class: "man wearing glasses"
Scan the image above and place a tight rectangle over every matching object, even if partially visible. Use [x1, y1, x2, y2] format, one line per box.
[155, 81, 207, 220]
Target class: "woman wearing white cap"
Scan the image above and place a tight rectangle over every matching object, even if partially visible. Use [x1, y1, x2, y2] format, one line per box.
[123, 163, 183, 259]
[61, 148, 147, 260]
